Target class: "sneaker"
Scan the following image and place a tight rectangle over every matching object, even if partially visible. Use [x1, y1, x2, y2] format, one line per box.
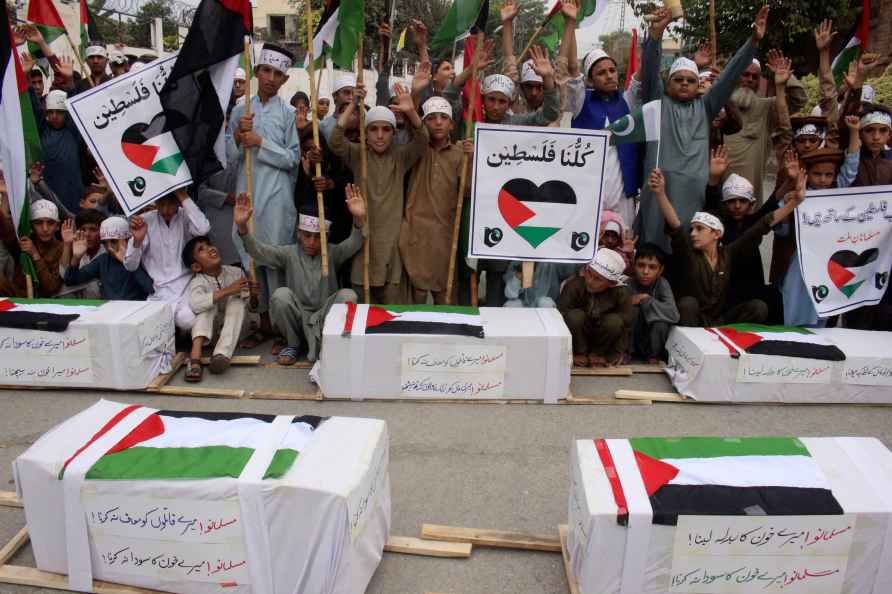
[277, 346, 300, 366]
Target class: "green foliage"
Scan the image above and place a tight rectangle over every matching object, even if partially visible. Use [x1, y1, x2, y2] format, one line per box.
[798, 65, 892, 115]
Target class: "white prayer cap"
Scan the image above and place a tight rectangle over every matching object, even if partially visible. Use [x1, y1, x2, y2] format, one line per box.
[669, 57, 698, 78]
[422, 96, 452, 120]
[751, 58, 761, 70]
[810, 104, 823, 116]
[85, 45, 107, 59]
[794, 123, 825, 139]
[234, 67, 246, 81]
[30, 199, 59, 222]
[721, 174, 755, 203]
[108, 50, 127, 65]
[332, 72, 357, 93]
[691, 211, 724, 236]
[862, 84, 875, 103]
[521, 60, 543, 84]
[46, 90, 68, 111]
[583, 49, 613, 78]
[860, 109, 892, 130]
[99, 217, 131, 241]
[366, 105, 396, 128]
[257, 43, 294, 73]
[298, 214, 331, 233]
[481, 74, 514, 99]
[587, 248, 628, 286]
[699, 70, 714, 81]
[603, 220, 622, 235]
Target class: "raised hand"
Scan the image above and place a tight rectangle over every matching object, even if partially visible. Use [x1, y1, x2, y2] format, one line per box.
[501, 0, 519, 23]
[783, 149, 800, 180]
[92, 167, 107, 188]
[233, 193, 253, 231]
[16, 25, 45, 45]
[61, 218, 76, 244]
[561, 0, 579, 22]
[792, 169, 807, 206]
[529, 45, 554, 80]
[410, 19, 428, 48]
[19, 52, 35, 74]
[709, 145, 730, 182]
[649, 168, 666, 195]
[845, 114, 861, 133]
[72, 230, 89, 260]
[345, 183, 366, 221]
[766, 50, 792, 85]
[622, 231, 638, 255]
[472, 38, 497, 72]
[390, 83, 415, 113]
[58, 56, 75, 81]
[130, 215, 147, 245]
[752, 6, 769, 43]
[814, 19, 836, 52]
[693, 42, 713, 69]
[647, 7, 672, 38]
[29, 162, 44, 185]
[412, 61, 432, 94]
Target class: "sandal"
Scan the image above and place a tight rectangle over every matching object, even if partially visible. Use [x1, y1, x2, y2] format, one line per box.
[239, 330, 271, 350]
[271, 338, 286, 356]
[184, 359, 203, 383]
[277, 346, 300, 366]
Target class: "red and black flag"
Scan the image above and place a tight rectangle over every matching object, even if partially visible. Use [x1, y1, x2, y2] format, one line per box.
[159, 0, 252, 184]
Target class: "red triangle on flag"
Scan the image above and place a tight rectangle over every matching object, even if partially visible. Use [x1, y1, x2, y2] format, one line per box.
[634, 450, 679, 496]
[27, 0, 66, 30]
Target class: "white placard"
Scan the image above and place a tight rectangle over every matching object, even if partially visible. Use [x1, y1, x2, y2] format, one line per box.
[399, 373, 505, 398]
[67, 54, 192, 215]
[469, 124, 607, 263]
[401, 343, 507, 373]
[138, 312, 175, 357]
[670, 515, 854, 594]
[0, 326, 94, 383]
[795, 185, 892, 317]
[736, 355, 835, 384]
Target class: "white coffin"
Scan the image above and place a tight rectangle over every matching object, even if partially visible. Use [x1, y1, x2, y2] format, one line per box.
[13, 399, 391, 594]
[568, 437, 892, 594]
[665, 327, 892, 403]
[317, 305, 572, 402]
[0, 300, 174, 390]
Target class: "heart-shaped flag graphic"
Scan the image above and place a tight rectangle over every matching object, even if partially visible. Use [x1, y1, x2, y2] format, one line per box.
[827, 249, 879, 298]
[497, 178, 576, 248]
[121, 112, 185, 176]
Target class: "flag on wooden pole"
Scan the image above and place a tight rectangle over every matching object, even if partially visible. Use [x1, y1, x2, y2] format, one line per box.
[307, 0, 364, 70]
[431, 0, 488, 50]
[831, 0, 870, 87]
[624, 29, 638, 90]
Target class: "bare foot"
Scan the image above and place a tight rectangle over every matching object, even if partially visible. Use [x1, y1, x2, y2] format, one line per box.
[573, 354, 589, 367]
[588, 354, 607, 367]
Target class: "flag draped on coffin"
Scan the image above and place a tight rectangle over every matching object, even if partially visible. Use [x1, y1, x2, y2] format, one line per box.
[60, 406, 324, 481]
[0, 298, 101, 331]
[711, 324, 847, 361]
[26, 0, 67, 57]
[600, 437, 845, 526]
[344, 303, 485, 338]
[431, 0, 488, 50]
[831, 0, 870, 87]
[308, 0, 364, 70]
[607, 99, 661, 145]
[159, 0, 251, 185]
[540, 0, 607, 52]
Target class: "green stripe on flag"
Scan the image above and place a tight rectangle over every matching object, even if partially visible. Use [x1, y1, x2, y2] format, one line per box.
[150, 153, 184, 174]
[831, 41, 860, 87]
[10, 297, 106, 305]
[85, 446, 298, 480]
[720, 324, 814, 335]
[629, 437, 811, 460]
[384, 305, 480, 315]
[330, 0, 364, 70]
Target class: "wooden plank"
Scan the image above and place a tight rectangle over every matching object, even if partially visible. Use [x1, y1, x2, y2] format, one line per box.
[384, 536, 472, 558]
[615, 389, 686, 402]
[0, 527, 29, 566]
[263, 361, 313, 369]
[559, 525, 581, 594]
[199, 355, 261, 366]
[0, 565, 167, 593]
[0, 491, 23, 508]
[630, 364, 666, 374]
[149, 386, 246, 399]
[562, 395, 651, 406]
[571, 366, 633, 377]
[147, 352, 186, 389]
[421, 524, 561, 553]
[250, 390, 323, 401]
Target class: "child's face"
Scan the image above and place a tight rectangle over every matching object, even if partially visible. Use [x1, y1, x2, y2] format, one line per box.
[103, 238, 127, 256]
[334, 88, 354, 106]
[80, 223, 101, 251]
[484, 93, 511, 122]
[32, 218, 58, 243]
[794, 134, 821, 155]
[80, 193, 103, 210]
[521, 81, 544, 110]
[189, 240, 222, 272]
[635, 256, 663, 288]
[807, 162, 837, 189]
[861, 124, 891, 155]
[298, 230, 321, 257]
[689, 222, 721, 251]
[601, 230, 621, 250]
[367, 122, 394, 154]
[723, 197, 752, 221]
[317, 98, 330, 117]
[156, 197, 180, 224]
[46, 110, 66, 129]
[255, 65, 289, 97]
[424, 113, 453, 142]
[434, 61, 455, 88]
[582, 266, 613, 294]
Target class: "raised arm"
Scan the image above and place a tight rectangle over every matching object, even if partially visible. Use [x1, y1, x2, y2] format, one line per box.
[641, 8, 672, 102]
[703, 6, 767, 118]
[814, 20, 840, 148]
[500, 0, 519, 82]
[766, 50, 792, 150]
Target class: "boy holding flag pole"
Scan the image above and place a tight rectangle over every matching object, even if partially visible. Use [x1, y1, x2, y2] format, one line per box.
[306, 0, 329, 277]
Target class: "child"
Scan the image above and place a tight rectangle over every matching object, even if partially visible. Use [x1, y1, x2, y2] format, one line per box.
[0, 199, 64, 297]
[503, 261, 578, 308]
[558, 248, 632, 368]
[59, 209, 105, 298]
[235, 185, 366, 366]
[329, 84, 429, 304]
[124, 188, 211, 330]
[39, 90, 85, 215]
[598, 211, 634, 270]
[63, 217, 154, 300]
[182, 236, 254, 382]
[629, 243, 679, 363]
[648, 168, 804, 327]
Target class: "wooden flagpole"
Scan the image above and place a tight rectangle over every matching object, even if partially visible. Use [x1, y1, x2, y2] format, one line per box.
[709, 0, 717, 68]
[517, 23, 545, 64]
[64, 33, 92, 86]
[357, 32, 370, 303]
[242, 38, 257, 283]
[306, 0, 329, 276]
[445, 30, 484, 305]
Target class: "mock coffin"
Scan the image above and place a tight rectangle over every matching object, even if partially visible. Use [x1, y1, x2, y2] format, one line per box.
[665, 326, 892, 403]
[317, 304, 571, 402]
[13, 400, 390, 594]
[568, 436, 892, 594]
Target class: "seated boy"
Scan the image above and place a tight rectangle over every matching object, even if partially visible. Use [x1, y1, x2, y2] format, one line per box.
[63, 216, 154, 301]
[235, 184, 367, 365]
[59, 209, 106, 298]
[648, 168, 804, 327]
[558, 248, 632, 367]
[182, 236, 254, 382]
[0, 199, 64, 297]
[629, 243, 679, 363]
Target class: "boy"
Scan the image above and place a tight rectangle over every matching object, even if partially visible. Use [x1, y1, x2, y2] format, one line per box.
[647, 168, 804, 327]
[0, 199, 64, 297]
[503, 261, 578, 308]
[182, 236, 254, 382]
[64, 217, 153, 300]
[329, 84, 428, 304]
[558, 248, 632, 368]
[629, 243, 679, 363]
[124, 188, 211, 330]
[235, 185, 367, 366]
[400, 97, 474, 304]
[59, 209, 105, 299]
[39, 90, 85, 215]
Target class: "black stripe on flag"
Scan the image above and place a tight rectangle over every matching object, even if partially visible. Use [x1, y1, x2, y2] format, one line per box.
[314, 0, 340, 37]
[366, 321, 485, 339]
[158, 410, 325, 429]
[647, 485, 845, 526]
[747, 341, 847, 361]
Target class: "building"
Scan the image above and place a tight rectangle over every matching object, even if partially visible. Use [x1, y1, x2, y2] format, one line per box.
[252, 0, 301, 57]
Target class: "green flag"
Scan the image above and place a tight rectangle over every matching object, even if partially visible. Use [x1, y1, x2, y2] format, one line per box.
[431, 0, 488, 51]
[540, 0, 605, 52]
[607, 100, 661, 146]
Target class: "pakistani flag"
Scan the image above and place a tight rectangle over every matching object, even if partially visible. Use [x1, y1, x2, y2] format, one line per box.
[308, 0, 364, 70]
[540, 0, 607, 52]
[431, 0, 488, 51]
[601, 437, 844, 526]
[61, 406, 324, 481]
[344, 303, 485, 338]
[26, 0, 67, 58]
[831, 0, 870, 87]
[712, 324, 846, 361]
[607, 99, 661, 146]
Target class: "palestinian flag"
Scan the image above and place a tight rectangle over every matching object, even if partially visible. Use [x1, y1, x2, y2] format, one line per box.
[344, 303, 485, 338]
[831, 0, 869, 87]
[540, 0, 607, 52]
[828, 248, 878, 299]
[598, 437, 844, 526]
[608, 99, 661, 146]
[26, 0, 67, 57]
[498, 178, 575, 248]
[460, 14, 488, 137]
[0, 6, 43, 284]
[158, 0, 251, 185]
[624, 29, 638, 90]
[0, 297, 102, 331]
[431, 0, 488, 51]
[307, 0, 364, 71]
[60, 406, 324, 481]
[121, 118, 186, 176]
[79, 0, 103, 60]
[711, 324, 846, 361]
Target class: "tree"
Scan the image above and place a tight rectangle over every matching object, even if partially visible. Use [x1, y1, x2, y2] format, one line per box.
[599, 30, 632, 81]
[126, 0, 179, 48]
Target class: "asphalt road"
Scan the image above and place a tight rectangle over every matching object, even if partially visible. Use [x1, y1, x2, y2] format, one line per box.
[1, 363, 891, 594]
